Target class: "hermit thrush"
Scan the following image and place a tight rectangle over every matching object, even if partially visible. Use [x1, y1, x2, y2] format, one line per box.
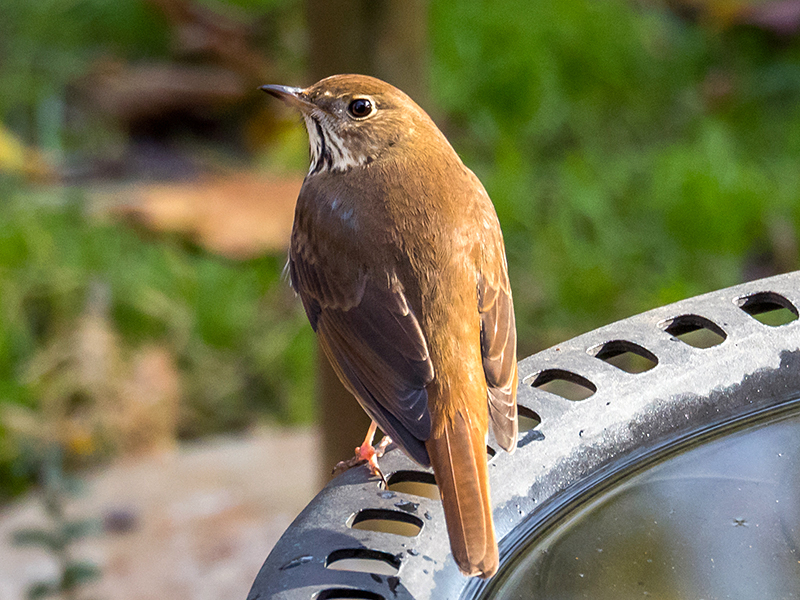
[262, 74, 518, 578]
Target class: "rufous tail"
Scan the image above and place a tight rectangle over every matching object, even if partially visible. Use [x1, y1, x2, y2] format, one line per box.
[426, 411, 498, 578]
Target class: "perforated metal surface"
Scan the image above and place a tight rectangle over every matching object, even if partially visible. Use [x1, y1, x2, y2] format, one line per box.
[248, 271, 800, 600]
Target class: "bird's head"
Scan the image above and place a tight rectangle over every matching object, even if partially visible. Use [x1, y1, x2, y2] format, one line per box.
[262, 74, 440, 175]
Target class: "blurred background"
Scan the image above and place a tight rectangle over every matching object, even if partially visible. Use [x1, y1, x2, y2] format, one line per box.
[1, 0, 800, 597]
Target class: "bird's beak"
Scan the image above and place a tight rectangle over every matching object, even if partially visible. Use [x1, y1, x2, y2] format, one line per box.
[260, 84, 315, 112]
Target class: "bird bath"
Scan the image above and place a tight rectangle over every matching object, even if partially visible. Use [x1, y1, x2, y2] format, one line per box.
[248, 270, 800, 600]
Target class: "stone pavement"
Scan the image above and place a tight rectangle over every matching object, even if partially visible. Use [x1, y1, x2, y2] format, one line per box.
[0, 426, 321, 600]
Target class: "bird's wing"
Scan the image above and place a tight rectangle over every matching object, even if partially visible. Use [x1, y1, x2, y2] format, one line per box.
[290, 223, 434, 466]
[478, 241, 519, 453]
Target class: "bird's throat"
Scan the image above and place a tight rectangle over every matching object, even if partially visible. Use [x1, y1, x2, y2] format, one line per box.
[303, 115, 368, 175]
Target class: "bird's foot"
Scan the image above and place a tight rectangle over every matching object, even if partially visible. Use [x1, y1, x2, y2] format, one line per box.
[332, 422, 392, 486]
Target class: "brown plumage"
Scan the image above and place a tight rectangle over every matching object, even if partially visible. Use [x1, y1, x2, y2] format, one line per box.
[262, 74, 518, 578]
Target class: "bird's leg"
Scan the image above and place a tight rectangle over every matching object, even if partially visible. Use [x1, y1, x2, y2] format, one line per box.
[332, 421, 392, 486]
[357, 421, 390, 486]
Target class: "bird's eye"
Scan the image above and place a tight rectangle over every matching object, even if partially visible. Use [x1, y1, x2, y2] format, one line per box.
[347, 98, 374, 119]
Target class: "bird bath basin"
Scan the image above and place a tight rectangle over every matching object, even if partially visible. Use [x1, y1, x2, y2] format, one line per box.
[248, 271, 800, 600]
[486, 404, 800, 599]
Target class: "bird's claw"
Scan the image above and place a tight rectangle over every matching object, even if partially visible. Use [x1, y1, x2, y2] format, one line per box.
[332, 435, 393, 486]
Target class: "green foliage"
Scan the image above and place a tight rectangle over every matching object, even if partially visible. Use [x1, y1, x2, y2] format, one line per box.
[0, 0, 309, 498]
[0, 0, 169, 144]
[0, 0, 304, 157]
[0, 180, 315, 494]
[11, 445, 101, 600]
[431, 0, 800, 352]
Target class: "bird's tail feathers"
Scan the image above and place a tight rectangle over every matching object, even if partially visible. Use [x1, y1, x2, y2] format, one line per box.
[426, 410, 498, 578]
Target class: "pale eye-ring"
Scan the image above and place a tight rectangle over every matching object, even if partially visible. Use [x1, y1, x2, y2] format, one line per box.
[347, 97, 375, 119]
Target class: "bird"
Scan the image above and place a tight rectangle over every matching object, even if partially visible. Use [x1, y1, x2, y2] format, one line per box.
[261, 74, 518, 578]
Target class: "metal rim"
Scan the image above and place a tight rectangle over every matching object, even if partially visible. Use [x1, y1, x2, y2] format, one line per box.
[248, 271, 800, 600]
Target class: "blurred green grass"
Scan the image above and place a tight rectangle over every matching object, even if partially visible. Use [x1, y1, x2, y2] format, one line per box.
[1, 181, 315, 421]
[431, 0, 800, 352]
[0, 179, 314, 495]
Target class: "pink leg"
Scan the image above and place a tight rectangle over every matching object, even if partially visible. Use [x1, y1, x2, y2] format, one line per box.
[332, 421, 392, 485]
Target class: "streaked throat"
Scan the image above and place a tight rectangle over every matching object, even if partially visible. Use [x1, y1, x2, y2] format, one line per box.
[303, 115, 368, 175]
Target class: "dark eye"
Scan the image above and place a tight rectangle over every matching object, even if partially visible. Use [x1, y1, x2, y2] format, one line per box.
[347, 98, 374, 119]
